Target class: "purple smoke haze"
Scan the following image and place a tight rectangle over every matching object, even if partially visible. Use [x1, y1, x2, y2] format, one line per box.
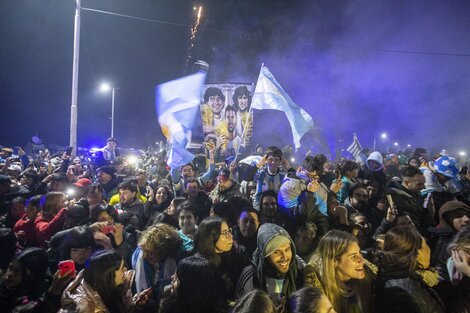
[0, 0, 468, 157]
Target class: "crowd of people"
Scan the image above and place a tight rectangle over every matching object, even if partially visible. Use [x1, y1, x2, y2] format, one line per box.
[0, 137, 469, 313]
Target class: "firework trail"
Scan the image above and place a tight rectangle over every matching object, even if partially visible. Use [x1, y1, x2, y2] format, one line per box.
[186, 5, 203, 71]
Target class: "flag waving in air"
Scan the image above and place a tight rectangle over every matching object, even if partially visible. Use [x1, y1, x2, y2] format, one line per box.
[347, 133, 363, 162]
[251, 65, 314, 149]
[156, 71, 207, 168]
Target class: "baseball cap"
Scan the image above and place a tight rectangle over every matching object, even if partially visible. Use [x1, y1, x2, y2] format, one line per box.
[73, 178, 92, 188]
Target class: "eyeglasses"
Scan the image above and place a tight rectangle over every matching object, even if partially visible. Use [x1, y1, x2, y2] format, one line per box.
[220, 228, 233, 238]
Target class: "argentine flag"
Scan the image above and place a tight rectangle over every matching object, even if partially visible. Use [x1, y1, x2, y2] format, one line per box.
[251, 65, 314, 149]
[156, 71, 207, 168]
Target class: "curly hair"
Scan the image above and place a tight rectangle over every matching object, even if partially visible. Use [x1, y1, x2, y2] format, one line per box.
[139, 223, 182, 259]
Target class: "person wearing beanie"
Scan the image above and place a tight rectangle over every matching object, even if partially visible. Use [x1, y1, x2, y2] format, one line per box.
[96, 165, 120, 201]
[236, 223, 305, 312]
[429, 200, 470, 278]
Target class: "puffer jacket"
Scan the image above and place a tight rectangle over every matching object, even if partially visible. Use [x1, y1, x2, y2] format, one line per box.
[59, 270, 136, 313]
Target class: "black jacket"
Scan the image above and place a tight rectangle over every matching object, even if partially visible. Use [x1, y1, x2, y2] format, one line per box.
[377, 268, 444, 313]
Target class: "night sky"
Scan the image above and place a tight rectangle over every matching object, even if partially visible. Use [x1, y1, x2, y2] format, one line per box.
[1, 0, 469, 156]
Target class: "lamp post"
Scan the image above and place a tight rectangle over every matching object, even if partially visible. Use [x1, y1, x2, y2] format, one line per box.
[99, 83, 116, 138]
[69, 0, 81, 154]
[373, 132, 388, 151]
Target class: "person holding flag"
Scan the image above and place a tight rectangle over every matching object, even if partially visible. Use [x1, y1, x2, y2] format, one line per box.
[155, 69, 215, 196]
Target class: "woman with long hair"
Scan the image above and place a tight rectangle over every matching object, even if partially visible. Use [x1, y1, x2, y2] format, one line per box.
[143, 184, 173, 226]
[159, 256, 227, 313]
[376, 225, 444, 313]
[193, 216, 248, 301]
[306, 230, 374, 313]
[60, 250, 150, 313]
[34, 192, 68, 248]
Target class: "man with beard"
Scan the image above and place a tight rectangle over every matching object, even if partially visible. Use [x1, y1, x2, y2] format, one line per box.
[96, 165, 120, 201]
[115, 180, 144, 229]
[385, 166, 431, 234]
[344, 183, 370, 215]
[236, 223, 305, 312]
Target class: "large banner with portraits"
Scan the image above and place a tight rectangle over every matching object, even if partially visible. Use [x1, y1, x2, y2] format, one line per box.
[200, 84, 253, 158]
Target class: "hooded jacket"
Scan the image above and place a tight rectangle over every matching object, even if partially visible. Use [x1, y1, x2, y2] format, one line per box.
[359, 152, 387, 195]
[429, 200, 470, 273]
[236, 223, 304, 311]
[366, 152, 384, 172]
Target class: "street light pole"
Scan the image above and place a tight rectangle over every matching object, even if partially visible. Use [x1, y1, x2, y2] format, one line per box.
[99, 83, 117, 138]
[111, 87, 115, 138]
[69, 0, 81, 154]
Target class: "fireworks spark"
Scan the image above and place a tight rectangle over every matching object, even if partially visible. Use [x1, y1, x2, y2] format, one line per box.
[186, 5, 203, 71]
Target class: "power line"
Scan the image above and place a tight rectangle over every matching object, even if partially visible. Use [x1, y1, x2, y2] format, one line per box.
[81, 6, 470, 58]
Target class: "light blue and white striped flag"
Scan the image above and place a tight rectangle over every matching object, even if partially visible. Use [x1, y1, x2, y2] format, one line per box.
[347, 133, 363, 162]
[156, 72, 207, 168]
[251, 65, 314, 150]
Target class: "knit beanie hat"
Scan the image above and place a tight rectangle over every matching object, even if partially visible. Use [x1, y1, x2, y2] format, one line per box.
[264, 235, 291, 258]
[98, 165, 116, 177]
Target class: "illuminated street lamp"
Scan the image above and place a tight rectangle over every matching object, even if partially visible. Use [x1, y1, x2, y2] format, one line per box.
[99, 82, 116, 138]
[374, 132, 388, 151]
